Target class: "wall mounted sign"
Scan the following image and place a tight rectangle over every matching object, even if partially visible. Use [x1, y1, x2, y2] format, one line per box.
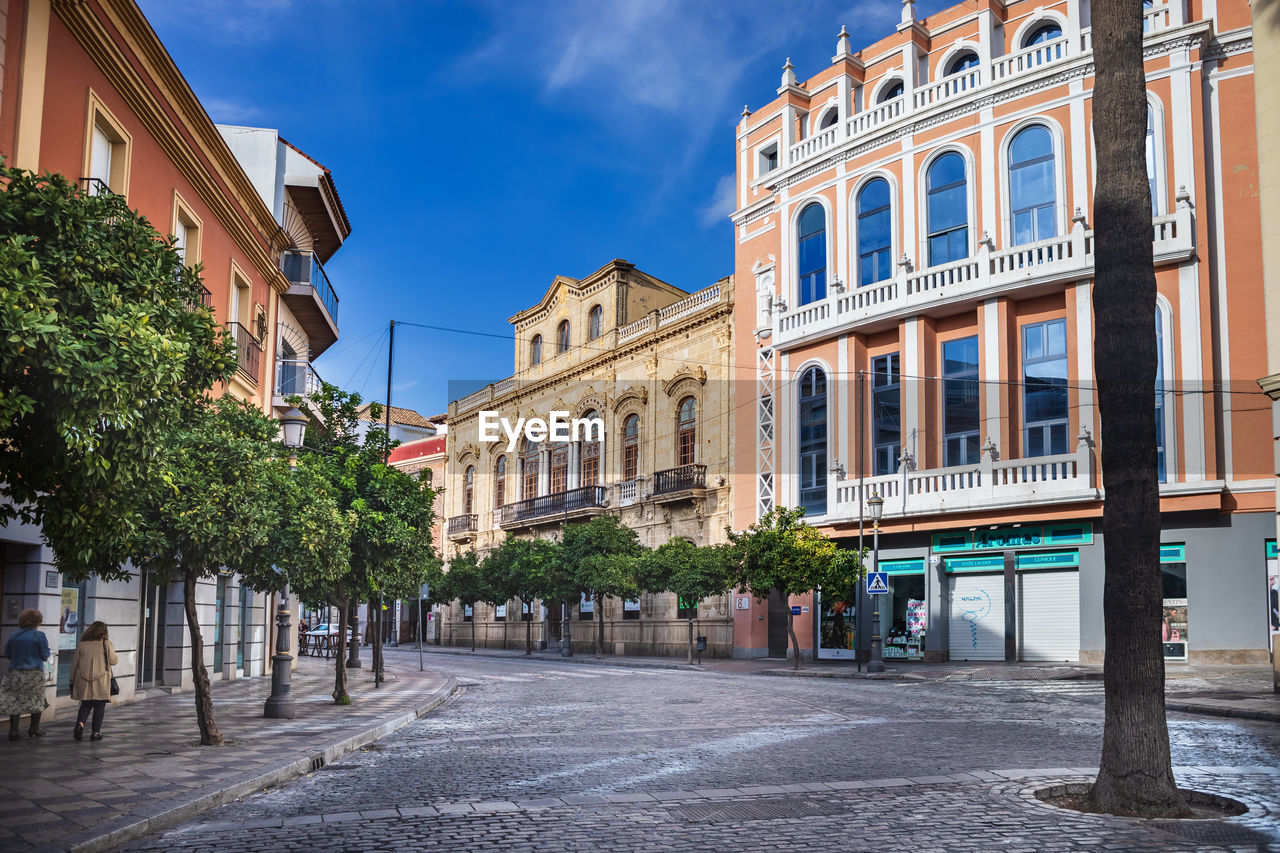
[933, 523, 1093, 554]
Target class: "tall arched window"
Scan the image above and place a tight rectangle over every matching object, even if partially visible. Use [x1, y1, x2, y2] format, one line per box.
[529, 334, 542, 366]
[463, 466, 475, 514]
[1024, 22, 1063, 46]
[878, 79, 904, 102]
[797, 202, 827, 305]
[494, 456, 506, 508]
[798, 367, 827, 516]
[856, 178, 892, 286]
[1155, 306, 1168, 483]
[622, 414, 639, 480]
[521, 438, 540, 500]
[556, 320, 570, 354]
[946, 51, 979, 76]
[580, 409, 600, 486]
[1146, 104, 1159, 214]
[1009, 125, 1056, 245]
[588, 305, 602, 340]
[927, 152, 969, 266]
[676, 397, 697, 467]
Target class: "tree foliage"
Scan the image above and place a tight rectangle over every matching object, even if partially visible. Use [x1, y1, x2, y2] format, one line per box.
[0, 166, 234, 575]
[639, 537, 735, 663]
[558, 516, 642, 657]
[440, 550, 486, 652]
[484, 536, 555, 654]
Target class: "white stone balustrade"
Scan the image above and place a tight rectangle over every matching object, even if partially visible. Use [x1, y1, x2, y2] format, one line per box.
[788, 124, 842, 165]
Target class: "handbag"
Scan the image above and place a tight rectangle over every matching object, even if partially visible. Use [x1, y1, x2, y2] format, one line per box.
[103, 640, 119, 696]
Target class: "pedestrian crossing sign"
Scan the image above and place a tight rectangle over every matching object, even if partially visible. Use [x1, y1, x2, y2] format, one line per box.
[866, 571, 889, 595]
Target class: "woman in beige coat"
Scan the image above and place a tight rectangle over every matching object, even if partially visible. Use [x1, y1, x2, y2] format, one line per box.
[70, 621, 117, 741]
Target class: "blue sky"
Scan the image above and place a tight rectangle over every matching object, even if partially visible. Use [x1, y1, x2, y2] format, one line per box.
[140, 0, 949, 417]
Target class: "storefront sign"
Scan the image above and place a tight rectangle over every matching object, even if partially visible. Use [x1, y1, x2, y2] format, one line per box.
[1160, 544, 1186, 563]
[880, 559, 925, 575]
[579, 593, 594, 614]
[1162, 598, 1188, 661]
[1015, 551, 1080, 570]
[906, 599, 927, 636]
[934, 523, 1092, 554]
[58, 586, 80, 651]
[1265, 541, 1277, 651]
[944, 555, 1005, 573]
[791, 605, 802, 615]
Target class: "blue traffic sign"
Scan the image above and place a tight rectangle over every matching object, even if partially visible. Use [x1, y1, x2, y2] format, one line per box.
[791, 605, 802, 615]
[866, 571, 889, 595]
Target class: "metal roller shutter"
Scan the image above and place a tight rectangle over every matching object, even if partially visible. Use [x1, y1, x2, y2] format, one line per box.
[1017, 571, 1080, 662]
[948, 573, 1005, 661]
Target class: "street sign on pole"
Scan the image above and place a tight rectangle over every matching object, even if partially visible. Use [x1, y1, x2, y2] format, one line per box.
[866, 571, 889, 595]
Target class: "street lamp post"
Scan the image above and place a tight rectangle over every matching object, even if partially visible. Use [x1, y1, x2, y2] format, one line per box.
[265, 406, 307, 720]
[866, 491, 886, 675]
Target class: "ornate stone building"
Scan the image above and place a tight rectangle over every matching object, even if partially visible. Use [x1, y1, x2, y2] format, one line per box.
[441, 260, 735, 657]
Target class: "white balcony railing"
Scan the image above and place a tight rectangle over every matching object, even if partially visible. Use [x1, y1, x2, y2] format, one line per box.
[848, 95, 904, 137]
[991, 36, 1070, 82]
[832, 434, 1097, 520]
[913, 67, 982, 110]
[617, 479, 641, 507]
[788, 124, 841, 165]
[775, 208, 1194, 346]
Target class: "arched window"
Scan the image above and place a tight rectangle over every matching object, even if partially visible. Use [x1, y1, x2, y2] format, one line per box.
[1155, 306, 1168, 483]
[676, 397, 697, 467]
[797, 203, 827, 305]
[798, 367, 827, 516]
[878, 79, 904, 103]
[1143, 0, 1155, 32]
[856, 178, 892, 286]
[494, 456, 506, 508]
[927, 152, 969, 266]
[1146, 103, 1159, 214]
[556, 320, 570, 354]
[463, 466, 475, 514]
[1024, 22, 1063, 47]
[1009, 125, 1056, 245]
[529, 334, 542, 366]
[622, 414, 640, 480]
[521, 438, 540, 500]
[588, 305, 602, 341]
[818, 108, 838, 130]
[580, 409, 600, 486]
[945, 51, 980, 76]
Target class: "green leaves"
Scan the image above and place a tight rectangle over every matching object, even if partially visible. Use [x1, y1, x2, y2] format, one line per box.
[726, 506, 863, 602]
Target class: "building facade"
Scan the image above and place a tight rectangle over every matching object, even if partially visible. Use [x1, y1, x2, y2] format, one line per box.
[731, 0, 1272, 664]
[0, 0, 345, 709]
[441, 260, 736, 657]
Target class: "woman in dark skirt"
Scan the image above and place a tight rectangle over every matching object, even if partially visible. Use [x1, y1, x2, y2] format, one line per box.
[0, 609, 51, 739]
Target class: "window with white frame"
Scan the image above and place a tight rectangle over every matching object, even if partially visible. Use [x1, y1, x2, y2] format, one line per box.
[1022, 319, 1069, 457]
[927, 152, 969, 266]
[872, 353, 901, 476]
[759, 142, 779, 176]
[1008, 125, 1057, 245]
[943, 336, 980, 466]
[798, 367, 827, 516]
[857, 178, 893, 286]
[797, 202, 827, 305]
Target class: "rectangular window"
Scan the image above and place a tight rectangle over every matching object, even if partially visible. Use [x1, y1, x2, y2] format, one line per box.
[523, 458, 539, 500]
[942, 336, 980, 466]
[83, 91, 132, 197]
[677, 596, 699, 620]
[494, 604, 506, 621]
[213, 575, 227, 670]
[872, 353, 901, 476]
[623, 442, 638, 481]
[759, 143, 779, 175]
[1022, 319, 1068, 457]
[678, 425, 696, 467]
[623, 599, 641, 620]
[550, 446, 568, 494]
[172, 192, 202, 267]
[522, 602, 534, 622]
[579, 593, 594, 620]
[463, 605, 473, 622]
[581, 441, 600, 486]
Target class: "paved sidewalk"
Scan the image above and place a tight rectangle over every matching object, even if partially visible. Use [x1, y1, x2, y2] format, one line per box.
[0, 657, 456, 852]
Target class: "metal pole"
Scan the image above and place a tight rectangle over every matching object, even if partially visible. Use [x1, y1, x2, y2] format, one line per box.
[264, 583, 296, 718]
[868, 521, 885, 674]
[418, 596, 424, 671]
[384, 319, 395, 463]
[857, 370, 865, 672]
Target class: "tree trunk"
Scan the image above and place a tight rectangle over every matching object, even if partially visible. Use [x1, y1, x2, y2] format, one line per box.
[1084, 0, 1188, 818]
[346, 600, 361, 669]
[182, 567, 222, 746]
[525, 599, 533, 655]
[333, 596, 350, 704]
[786, 604, 801, 671]
[595, 594, 605, 658]
[687, 618, 694, 665]
[373, 595, 384, 687]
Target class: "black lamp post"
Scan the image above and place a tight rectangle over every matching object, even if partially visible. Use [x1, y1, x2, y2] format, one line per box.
[264, 406, 306, 720]
[866, 491, 886, 675]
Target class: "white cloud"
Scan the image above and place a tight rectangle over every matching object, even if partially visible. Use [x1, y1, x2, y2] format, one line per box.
[699, 173, 737, 227]
[200, 97, 264, 123]
[137, 0, 296, 45]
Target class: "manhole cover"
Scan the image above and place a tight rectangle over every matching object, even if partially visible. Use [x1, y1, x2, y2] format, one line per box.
[1151, 821, 1276, 845]
[665, 698, 701, 705]
[673, 798, 853, 823]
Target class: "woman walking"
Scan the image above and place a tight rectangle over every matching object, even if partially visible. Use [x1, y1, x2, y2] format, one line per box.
[0, 609, 51, 739]
[70, 621, 117, 741]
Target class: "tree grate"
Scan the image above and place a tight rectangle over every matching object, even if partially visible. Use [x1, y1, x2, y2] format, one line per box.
[1151, 820, 1277, 846]
[673, 797, 853, 823]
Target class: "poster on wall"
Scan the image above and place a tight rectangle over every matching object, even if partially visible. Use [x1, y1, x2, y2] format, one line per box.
[579, 593, 594, 614]
[59, 586, 80, 651]
[1162, 598, 1188, 661]
[1267, 542, 1278, 652]
[906, 599, 927, 637]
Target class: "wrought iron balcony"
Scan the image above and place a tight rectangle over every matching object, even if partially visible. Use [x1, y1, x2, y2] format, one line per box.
[447, 514, 478, 538]
[496, 485, 608, 526]
[228, 322, 262, 383]
[651, 464, 707, 496]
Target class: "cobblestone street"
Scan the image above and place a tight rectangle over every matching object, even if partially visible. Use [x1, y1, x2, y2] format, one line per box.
[126, 650, 1280, 851]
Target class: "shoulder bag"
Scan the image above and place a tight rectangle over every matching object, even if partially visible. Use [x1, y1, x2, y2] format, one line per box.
[103, 640, 119, 696]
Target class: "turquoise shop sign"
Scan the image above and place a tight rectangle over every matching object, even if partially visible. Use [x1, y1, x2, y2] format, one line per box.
[1266, 540, 1277, 560]
[879, 559, 925, 575]
[1015, 550, 1080, 570]
[1159, 544, 1186, 563]
[933, 522, 1093, 553]
[944, 554, 1006, 573]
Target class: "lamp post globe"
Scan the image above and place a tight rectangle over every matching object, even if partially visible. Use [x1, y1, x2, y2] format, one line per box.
[866, 490, 886, 674]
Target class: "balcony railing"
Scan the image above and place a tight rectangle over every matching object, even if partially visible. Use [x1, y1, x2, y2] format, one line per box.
[651, 464, 707, 496]
[830, 435, 1097, 521]
[775, 208, 1195, 346]
[617, 479, 641, 507]
[274, 358, 323, 399]
[496, 485, 608, 525]
[77, 177, 111, 196]
[229, 322, 262, 382]
[447, 514, 478, 537]
[281, 251, 340, 324]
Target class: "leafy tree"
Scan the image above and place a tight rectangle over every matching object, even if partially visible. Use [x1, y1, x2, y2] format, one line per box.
[559, 517, 642, 657]
[1085, 0, 1188, 817]
[727, 507, 862, 670]
[441, 551, 486, 652]
[485, 536, 555, 654]
[639, 538, 735, 664]
[0, 165, 234, 573]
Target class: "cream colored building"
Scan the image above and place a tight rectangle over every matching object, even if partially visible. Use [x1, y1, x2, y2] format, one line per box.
[441, 260, 735, 657]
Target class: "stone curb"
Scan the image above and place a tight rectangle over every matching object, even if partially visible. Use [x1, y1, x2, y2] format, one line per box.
[62, 677, 460, 853]
[756, 667, 908, 680]
[1165, 699, 1280, 723]
[407, 646, 702, 672]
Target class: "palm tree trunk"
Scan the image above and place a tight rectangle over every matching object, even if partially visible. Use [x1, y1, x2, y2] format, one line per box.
[1084, 0, 1187, 818]
[182, 567, 222, 746]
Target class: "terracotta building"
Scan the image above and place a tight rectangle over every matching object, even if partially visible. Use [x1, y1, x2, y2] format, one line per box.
[730, 0, 1271, 664]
